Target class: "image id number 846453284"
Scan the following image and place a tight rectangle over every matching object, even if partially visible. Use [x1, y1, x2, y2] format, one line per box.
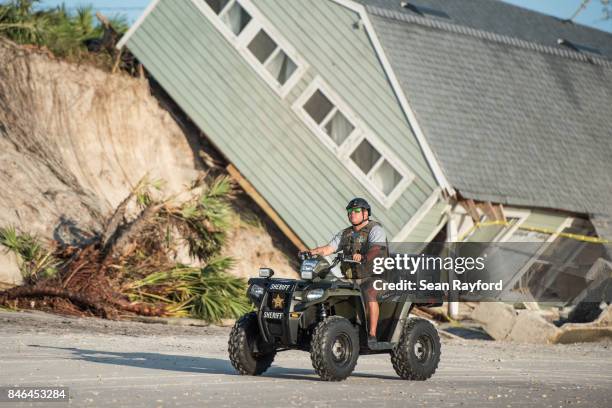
[0, 387, 69, 402]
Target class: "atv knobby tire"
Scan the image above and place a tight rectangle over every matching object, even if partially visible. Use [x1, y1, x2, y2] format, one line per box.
[310, 316, 359, 381]
[228, 312, 276, 375]
[391, 318, 441, 380]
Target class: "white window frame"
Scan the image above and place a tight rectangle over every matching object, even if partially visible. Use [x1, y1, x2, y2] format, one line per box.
[293, 76, 415, 209]
[293, 77, 361, 155]
[192, 0, 307, 98]
[493, 209, 532, 243]
[501, 217, 573, 297]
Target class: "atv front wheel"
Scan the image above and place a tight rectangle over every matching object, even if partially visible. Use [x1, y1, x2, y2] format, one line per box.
[391, 318, 441, 380]
[228, 312, 276, 375]
[310, 316, 359, 381]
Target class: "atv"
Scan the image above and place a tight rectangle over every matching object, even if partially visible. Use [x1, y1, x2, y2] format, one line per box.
[228, 251, 442, 381]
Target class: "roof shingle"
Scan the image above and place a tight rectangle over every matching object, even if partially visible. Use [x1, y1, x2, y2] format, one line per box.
[364, 2, 612, 216]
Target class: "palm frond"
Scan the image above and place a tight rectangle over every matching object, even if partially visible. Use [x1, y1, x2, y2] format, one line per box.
[0, 226, 59, 282]
[0, 0, 129, 64]
[122, 257, 252, 323]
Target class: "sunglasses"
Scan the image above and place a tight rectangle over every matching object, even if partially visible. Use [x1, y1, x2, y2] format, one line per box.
[347, 207, 363, 215]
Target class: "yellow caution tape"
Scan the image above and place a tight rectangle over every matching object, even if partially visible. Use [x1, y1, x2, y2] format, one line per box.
[457, 220, 507, 242]
[457, 220, 610, 244]
[518, 225, 609, 244]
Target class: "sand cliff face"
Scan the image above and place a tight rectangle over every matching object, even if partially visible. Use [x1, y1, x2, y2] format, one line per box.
[0, 39, 201, 236]
[0, 39, 296, 284]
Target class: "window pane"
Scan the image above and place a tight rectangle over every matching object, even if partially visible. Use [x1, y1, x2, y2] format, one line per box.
[265, 49, 297, 85]
[371, 160, 402, 195]
[303, 90, 333, 124]
[350, 139, 381, 174]
[324, 111, 354, 145]
[248, 30, 277, 63]
[205, 0, 230, 14]
[221, 1, 251, 35]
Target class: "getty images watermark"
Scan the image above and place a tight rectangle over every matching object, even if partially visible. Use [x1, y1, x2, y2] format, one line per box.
[370, 252, 502, 292]
[360, 240, 611, 304]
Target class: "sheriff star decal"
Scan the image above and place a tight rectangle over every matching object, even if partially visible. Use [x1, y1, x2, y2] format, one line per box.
[272, 293, 284, 309]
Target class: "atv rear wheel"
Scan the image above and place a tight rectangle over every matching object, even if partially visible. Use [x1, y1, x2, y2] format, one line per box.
[310, 316, 359, 381]
[391, 318, 441, 380]
[228, 312, 276, 375]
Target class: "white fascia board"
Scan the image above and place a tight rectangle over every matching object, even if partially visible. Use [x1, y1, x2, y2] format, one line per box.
[329, 0, 455, 196]
[423, 210, 449, 243]
[392, 187, 442, 242]
[330, 0, 364, 13]
[117, 0, 161, 50]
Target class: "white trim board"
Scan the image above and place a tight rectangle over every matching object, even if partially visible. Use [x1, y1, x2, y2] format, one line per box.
[329, 0, 454, 196]
[117, 0, 160, 49]
[192, 0, 309, 99]
[494, 208, 532, 243]
[392, 187, 442, 242]
[118, 0, 308, 99]
[423, 205, 451, 243]
[292, 75, 416, 209]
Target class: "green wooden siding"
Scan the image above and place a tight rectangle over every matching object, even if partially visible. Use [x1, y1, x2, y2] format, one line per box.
[465, 223, 504, 242]
[522, 211, 568, 231]
[403, 200, 448, 242]
[260, 0, 437, 187]
[465, 208, 568, 243]
[125, 0, 437, 247]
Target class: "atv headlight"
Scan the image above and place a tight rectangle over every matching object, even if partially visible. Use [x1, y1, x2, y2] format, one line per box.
[300, 259, 318, 280]
[249, 284, 264, 298]
[306, 288, 324, 301]
[258, 268, 274, 278]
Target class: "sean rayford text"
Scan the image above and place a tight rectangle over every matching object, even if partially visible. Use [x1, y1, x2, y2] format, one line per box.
[372, 253, 486, 275]
[372, 279, 503, 292]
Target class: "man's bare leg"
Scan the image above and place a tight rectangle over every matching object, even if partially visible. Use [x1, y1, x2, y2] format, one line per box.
[368, 301, 379, 338]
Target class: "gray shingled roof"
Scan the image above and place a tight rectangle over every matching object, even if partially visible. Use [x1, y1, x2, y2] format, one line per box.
[358, 0, 612, 58]
[362, 2, 612, 216]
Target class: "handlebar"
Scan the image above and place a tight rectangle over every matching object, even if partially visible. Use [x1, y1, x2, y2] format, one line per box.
[298, 251, 313, 261]
[298, 251, 365, 266]
[336, 250, 365, 264]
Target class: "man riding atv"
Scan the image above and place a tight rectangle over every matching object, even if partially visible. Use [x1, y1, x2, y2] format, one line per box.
[305, 198, 387, 348]
[228, 198, 441, 381]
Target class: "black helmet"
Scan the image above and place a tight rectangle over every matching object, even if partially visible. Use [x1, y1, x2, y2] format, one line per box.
[346, 197, 371, 216]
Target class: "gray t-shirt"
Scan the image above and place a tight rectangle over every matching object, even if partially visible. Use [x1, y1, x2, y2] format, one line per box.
[328, 223, 387, 251]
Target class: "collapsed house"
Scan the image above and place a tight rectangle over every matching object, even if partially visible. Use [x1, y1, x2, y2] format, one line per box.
[118, 0, 612, 305]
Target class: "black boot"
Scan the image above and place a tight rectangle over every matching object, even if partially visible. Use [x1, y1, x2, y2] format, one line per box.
[367, 335, 377, 348]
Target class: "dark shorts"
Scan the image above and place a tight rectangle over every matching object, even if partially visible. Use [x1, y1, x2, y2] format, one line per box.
[356, 277, 385, 302]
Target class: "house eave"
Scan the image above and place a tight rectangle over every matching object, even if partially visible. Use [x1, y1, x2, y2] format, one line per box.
[330, 0, 455, 197]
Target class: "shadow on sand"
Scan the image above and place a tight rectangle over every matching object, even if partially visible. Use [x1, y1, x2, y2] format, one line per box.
[29, 345, 400, 381]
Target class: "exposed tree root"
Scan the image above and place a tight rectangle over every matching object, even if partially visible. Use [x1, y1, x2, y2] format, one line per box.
[0, 176, 238, 321]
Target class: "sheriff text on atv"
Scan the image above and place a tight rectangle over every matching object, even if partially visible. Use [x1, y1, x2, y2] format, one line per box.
[228, 251, 441, 381]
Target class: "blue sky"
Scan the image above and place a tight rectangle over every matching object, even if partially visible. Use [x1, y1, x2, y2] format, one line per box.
[30, 0, 612, 33]
[503, 0, 612, 32]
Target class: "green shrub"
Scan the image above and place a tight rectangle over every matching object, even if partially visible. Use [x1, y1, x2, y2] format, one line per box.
[0, 0, 128, 60]
[0, 226, 59, 282]
[124, 257, 252, 323]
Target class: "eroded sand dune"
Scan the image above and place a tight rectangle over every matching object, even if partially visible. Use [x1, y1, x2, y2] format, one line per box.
[0, 39, 296, 284]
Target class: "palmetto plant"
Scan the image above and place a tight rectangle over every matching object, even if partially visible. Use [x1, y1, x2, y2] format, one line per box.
[123, 257, 252, 323]
[0, 175, 253, 323]
[0, 1, 40, 43]
[0, 226, 59, 283]
[171, 176, 232, 261]
[0, 0, 128, 59]
[117, 176, 251, 322]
